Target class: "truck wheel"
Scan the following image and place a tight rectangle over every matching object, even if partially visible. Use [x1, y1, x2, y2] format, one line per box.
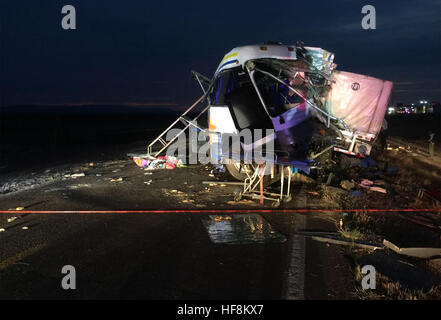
[225, 159, 281, 187]
[225, 159, 249, 181]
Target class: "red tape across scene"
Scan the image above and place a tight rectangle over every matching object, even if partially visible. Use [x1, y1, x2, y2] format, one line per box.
[0, 209, 440, 214]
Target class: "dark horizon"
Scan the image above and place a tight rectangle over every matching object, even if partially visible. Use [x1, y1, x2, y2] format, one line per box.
[1, 0, 440, 108]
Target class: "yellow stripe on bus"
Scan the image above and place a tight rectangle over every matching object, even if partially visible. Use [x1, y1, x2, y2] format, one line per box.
[221, 52, 238, 63]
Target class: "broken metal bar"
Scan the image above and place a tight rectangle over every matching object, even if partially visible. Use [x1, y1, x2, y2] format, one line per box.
[245, 65, 272, 118]
[150, 104, 209, 157]
[147, 95, 205, 155]
[252, 67, 350, 132]
[254, 67, 335, 119]
[283, 165, 289, 199]
[311, 144, 335, 159]
[191, 70, 211, 94]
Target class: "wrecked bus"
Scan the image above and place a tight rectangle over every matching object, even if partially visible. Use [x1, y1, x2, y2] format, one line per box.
[148, 42, 393, 183]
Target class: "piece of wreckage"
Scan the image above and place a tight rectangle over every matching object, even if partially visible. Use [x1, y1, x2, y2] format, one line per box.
[145, 42, 393, 206]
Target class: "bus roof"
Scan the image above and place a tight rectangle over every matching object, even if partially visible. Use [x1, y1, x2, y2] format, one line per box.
[215, 44, 297, 75]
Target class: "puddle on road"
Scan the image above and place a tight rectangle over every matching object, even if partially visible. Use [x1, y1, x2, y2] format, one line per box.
[202, 214, 286, 244]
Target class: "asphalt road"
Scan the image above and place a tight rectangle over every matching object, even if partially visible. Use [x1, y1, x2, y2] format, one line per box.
[0, 160, 354, 299]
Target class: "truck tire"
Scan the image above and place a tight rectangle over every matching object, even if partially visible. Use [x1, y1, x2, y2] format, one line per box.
[225, 159, 281, 186]
[225, 159, 248, 181]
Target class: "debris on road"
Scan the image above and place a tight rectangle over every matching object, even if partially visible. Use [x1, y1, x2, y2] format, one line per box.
[131, 154, 185, 170]
[132, 154, 154, 168]
[357, 179, 387, 194]
[214, 216, 232, 222]
[383, 240, 441, 259]
[110, 178, 123, 182]
[310, 234, 384, 251]
[360, 179, 374, 187]
[202, 181, 244, 186]
[68, 184, 91, 189]
[340, 180, 355, 190]
[369, 186, 387, 193]
[226, 199, 261, 206]
[65, 173, 85, 178]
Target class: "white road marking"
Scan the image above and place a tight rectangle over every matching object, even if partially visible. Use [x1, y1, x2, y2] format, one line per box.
[285, 213, 306, 299]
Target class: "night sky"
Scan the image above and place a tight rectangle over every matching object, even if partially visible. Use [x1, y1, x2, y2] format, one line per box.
[1, 0, 440, 108]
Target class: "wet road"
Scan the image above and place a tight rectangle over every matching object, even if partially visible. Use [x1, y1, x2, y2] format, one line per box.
[0, 161, 354, 299]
